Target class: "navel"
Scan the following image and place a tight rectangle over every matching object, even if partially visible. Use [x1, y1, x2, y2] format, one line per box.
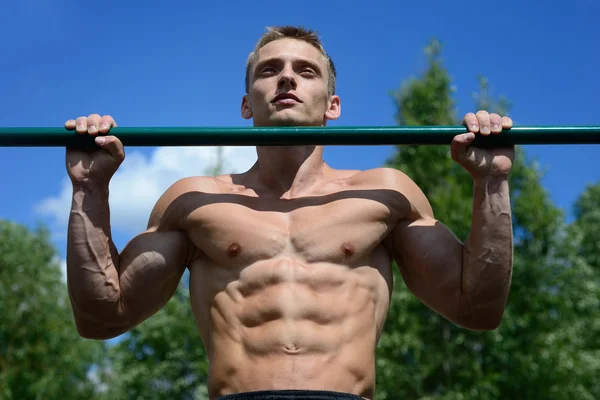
[227, 242, 242, 257]
[283, 343, 303, 354]
[341, 242, 356, 257]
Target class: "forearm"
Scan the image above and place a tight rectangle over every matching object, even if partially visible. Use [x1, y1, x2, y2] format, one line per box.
[67, 183, 125, 325]
[461, 175, 513, 327]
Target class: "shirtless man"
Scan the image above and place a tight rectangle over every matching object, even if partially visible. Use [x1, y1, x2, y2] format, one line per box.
[64, 26, 514, 400]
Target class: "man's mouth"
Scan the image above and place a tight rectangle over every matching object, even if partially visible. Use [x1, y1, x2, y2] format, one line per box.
[271, 93, 302, 104]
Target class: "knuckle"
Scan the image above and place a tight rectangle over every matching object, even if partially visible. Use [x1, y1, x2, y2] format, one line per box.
[100, 116, 113, 126]
[75, 117, 87, 132]
[476, 112, 490, 122]
[502, 117, 513, 127]
[100, 115, 117, 128]
[463, 113, 478, 127]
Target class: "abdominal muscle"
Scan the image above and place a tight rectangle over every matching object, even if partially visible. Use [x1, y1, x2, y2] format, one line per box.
[189, 256, 391, 399]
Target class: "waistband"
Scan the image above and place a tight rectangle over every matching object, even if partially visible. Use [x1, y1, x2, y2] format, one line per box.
[217, 390, 363, 400]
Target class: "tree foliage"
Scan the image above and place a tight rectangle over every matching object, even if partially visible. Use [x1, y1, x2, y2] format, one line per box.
[0, 220, 105, 399]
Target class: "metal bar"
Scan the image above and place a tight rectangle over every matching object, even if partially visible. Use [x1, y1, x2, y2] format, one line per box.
[0, 126, 599, 148]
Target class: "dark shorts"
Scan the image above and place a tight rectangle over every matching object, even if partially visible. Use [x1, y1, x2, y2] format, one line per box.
[217, 390, 362, 400]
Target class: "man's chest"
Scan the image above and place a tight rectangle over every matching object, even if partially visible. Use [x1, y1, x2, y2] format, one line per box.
[184, 195, 399, 267]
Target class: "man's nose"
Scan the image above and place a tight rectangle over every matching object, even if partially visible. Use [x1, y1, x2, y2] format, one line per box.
[278, 68, 297, 90]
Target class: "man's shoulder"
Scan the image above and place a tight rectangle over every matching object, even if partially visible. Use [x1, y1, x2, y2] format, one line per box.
[346, 167, 417, 191]
[148, 175, 236, 229]
[163, 175, 239, 196]
[346, 167, 433, 219]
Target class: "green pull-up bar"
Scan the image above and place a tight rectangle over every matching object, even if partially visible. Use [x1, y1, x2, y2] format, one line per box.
[0, 126, 599, 148]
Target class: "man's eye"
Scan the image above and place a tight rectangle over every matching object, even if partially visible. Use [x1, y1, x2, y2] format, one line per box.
[300, 69, 316, 76]
[260, 67, 276, 74]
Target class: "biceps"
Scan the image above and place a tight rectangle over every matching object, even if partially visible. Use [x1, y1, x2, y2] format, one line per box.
[118, 230, 193, 325]
[391, 218, 464, 314]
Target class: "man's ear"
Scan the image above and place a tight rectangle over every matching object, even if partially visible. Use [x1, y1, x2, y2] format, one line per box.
[241, 95, 253, 120]
[324, 95, 341, 121]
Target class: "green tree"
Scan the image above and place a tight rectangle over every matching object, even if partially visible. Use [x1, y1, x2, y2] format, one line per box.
[376, 39, 600, 399]
[572, 183, 600, 270]
[563, 184, 600, 395]
[0, 220, 106, 399]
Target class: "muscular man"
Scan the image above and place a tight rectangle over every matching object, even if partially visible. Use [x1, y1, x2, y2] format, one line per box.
[64, 26, 514, 400]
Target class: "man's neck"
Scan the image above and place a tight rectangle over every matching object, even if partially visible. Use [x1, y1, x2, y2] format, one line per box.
[248, 145, 327, 198]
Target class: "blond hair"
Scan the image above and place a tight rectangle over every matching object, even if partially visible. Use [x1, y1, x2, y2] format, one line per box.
[245, 26, 337, 95]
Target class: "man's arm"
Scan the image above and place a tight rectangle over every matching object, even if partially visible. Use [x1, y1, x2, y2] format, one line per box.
[67, 178, 197, 340]
[386, 111, 514, 331]
[387, 172, 513, 331]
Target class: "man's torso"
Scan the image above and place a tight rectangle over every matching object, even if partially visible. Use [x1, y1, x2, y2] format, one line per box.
[169, 167, 412, 399]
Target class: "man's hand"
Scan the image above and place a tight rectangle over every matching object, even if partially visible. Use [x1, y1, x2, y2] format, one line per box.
[65, 114, 124, 187]
[451, 111, 514, 179]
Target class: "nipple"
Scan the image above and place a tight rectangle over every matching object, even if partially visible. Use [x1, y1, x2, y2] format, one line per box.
[227, 242, 242, 257]
[341, 242, 356, 257]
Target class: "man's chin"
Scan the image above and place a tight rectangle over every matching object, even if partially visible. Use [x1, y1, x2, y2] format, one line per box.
[255, 117, 321, 127]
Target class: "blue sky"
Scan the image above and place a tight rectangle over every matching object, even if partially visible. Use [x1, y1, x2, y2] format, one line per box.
[1, 0, 599, 261]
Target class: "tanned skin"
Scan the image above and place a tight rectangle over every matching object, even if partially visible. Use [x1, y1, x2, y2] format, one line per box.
[64, 38, 514, 399]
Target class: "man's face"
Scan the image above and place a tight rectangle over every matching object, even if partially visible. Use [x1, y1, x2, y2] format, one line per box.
[242, 38, 340, 126]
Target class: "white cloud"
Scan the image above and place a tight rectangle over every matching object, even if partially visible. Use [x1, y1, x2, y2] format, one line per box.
[55, 256, 67, 283]
[36, 146, 256, 235]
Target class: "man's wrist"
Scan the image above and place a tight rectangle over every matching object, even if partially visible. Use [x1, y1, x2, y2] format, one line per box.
[473, 174, 508, 185]
[472, 173, 509, 191]
[72, 181, 110, 196]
